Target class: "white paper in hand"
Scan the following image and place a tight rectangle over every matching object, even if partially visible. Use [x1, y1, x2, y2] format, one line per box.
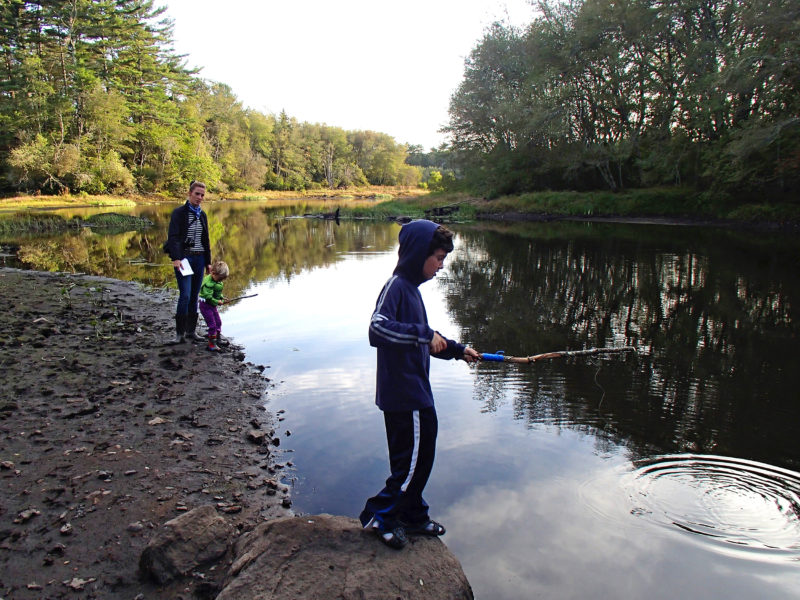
[179, 258, 194, 276]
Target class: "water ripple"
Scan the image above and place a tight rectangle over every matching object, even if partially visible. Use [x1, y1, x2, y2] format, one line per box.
[624, 454, 800, 560]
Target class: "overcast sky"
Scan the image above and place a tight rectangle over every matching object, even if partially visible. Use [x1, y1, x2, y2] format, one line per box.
[161, 0, 535, 151]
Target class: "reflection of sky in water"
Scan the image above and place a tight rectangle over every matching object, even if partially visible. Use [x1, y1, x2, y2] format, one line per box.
[222, 245, 800, 600]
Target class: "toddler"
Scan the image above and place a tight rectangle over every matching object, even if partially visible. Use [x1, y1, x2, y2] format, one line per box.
[198, 260, 229, 352]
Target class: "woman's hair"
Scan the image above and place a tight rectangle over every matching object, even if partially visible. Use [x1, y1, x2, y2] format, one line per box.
[189, 180, 206, 193]
[211, 260, 229, 279]
[428, 225, 454, 255]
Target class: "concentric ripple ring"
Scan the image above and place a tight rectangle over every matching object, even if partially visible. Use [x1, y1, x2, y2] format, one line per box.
[625, 454, 800, 558]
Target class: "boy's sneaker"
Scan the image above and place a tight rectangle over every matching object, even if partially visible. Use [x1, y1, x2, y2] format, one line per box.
[364, 516, 407, 549]
[404, 519, 446, 536]
[376, 526, 408, 549]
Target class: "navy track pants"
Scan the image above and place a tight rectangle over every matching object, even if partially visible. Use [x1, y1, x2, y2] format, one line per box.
[359, 406, 438, 531]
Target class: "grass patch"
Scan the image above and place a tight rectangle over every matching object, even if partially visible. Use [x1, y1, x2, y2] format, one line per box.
[0, 212, 154, 234]
[477, 188, 712, 217]
[82, 213, 154, 230]
[472, 188, 799, 224]
[345, 200, 426, 220]
[223, 186, 428, 203]
[339, 193, 483, 221]
[0, 194, 138, 209]
[725, 203, 800, 223]
[0, 214, 72, 234]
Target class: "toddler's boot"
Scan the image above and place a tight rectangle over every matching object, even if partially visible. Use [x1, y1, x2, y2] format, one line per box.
[206, 334, 220, 352]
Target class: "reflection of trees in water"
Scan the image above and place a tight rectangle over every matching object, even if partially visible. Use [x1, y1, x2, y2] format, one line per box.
[472, 367, 511, 413]
[9, 203, 399, 298]
[16, 229, 174, 288]
[443, 225, 800, 469]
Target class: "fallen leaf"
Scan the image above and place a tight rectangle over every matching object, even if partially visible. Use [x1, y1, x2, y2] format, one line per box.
[14, 508, 41, 523]
[64, 577, 96, 590]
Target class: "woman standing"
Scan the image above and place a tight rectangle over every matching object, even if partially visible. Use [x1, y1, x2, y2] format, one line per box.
[165, 181, 211, 344]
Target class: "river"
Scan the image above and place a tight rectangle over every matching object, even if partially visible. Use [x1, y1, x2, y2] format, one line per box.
[3, 202, 799, 599]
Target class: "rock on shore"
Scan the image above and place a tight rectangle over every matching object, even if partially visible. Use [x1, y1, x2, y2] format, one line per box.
[139, 509, 473, 599]
[218, 514, 473, 599]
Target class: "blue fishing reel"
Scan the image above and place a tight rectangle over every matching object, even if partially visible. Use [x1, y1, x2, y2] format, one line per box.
[481, 350, 506, 362]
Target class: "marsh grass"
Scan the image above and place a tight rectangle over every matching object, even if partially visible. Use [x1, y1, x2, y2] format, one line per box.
[83, 213, 154, 230]
[223, 186, 428, 203]
[477, 188, 708, 217]
[0, 214, 73, 234]
[0, 212, 153, 234]
[359, 188, 799, 226]
[725, 202, 800, 222]
[0, 194, 138, 209]
[472, 188, 799, 223]
[340, 193, 481, 220]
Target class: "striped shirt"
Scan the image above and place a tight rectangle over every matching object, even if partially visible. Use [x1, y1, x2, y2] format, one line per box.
[187, 211, 204, 252]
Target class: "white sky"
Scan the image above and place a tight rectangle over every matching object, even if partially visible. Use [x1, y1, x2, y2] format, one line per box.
[161, 0, 535, 151]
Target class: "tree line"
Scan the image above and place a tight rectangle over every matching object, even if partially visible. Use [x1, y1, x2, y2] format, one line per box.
[445, 0, 800, 200]
[0, 0, 421, 195]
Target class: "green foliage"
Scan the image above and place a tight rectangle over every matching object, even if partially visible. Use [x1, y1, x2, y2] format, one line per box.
[0, 2, 416, 196]
[7, 135, 58, 191]
[427, 170, 443, 191]
[446, 0, 800, 201]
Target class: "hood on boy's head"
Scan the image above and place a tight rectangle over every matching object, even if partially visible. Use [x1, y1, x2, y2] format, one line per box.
[394, 219, 439, 285]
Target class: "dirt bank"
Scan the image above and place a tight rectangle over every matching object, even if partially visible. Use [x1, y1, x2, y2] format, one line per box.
[0, 268, 292, 599]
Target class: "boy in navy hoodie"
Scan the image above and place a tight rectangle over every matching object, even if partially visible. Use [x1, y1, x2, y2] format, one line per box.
[360, 219, 480, 549]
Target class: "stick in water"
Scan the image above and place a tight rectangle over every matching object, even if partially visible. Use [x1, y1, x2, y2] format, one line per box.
[481, 346, 637, 363]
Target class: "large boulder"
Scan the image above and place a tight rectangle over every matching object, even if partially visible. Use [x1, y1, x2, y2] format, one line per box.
[139, 505, 235, 585]
[217, 514, 474, 599]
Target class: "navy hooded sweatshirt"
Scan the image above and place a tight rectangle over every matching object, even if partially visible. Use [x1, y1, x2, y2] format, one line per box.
[369, 219, 465, 412]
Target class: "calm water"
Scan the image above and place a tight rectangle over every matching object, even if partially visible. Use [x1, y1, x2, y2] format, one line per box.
[3, 203, 800, 599]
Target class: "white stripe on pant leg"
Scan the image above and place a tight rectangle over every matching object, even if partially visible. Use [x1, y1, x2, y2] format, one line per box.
[400, 410, 421, 492]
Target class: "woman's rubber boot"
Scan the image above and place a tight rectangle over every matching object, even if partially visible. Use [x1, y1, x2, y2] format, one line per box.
[185, 312, 202, 342]
[171, 314, 186, 344]
[206, 334, 221, 352]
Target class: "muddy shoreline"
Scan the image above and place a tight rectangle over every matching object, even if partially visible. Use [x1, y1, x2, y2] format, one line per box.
[0, 268, 292, 599]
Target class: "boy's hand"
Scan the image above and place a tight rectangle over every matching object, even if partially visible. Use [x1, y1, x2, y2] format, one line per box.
[463, 347, 481, 363]
[430, 332, 447, 354]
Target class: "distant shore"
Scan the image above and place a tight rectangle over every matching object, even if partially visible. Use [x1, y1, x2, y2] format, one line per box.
[1, 187, 797, 234]
[0, 185, 428, 211]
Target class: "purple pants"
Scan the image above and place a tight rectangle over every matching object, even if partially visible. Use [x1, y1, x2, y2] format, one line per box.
[199, 300, 221, 336]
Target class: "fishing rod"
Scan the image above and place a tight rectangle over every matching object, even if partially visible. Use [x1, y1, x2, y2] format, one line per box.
[223, 293, 258, 305]
[481, 346, 637, 363]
